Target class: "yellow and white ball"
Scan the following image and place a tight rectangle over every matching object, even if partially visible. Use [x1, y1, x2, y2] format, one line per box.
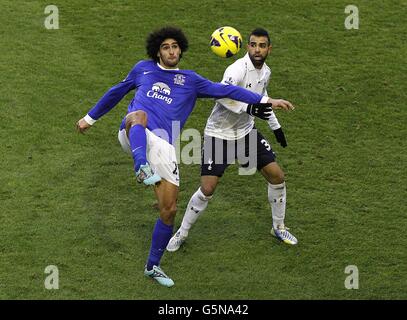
[210, 26, 242, 58]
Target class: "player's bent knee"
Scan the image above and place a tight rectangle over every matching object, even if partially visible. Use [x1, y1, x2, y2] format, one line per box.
[262, 163, 285, 185]
[270, 171, 284, 185]
[125, 110, 147, 133]
[160, 203, 177, 217]
[160, 204, 177, 225]
[275, 170, 285, 183]
[200, 184, 216, 197]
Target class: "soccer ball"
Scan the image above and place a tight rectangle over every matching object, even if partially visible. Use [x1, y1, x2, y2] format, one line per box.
[210, 26, 242, 58]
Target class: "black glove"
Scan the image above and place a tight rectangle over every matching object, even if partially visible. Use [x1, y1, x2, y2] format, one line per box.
[273, 127, 287, 148]
[245, 103, 273, 120]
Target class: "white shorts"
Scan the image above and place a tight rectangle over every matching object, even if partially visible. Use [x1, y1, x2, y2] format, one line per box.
[118, 128, 180, 186]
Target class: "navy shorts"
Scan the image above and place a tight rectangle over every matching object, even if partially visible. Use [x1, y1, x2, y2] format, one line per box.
[201, 128, 276, 177]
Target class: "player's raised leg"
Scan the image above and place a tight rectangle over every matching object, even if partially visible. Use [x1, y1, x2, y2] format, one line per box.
[144, 179, 178, 287]
[125, 111, 161, 185]
[166, 176, 216, 252]
[260, 162, 298, 245]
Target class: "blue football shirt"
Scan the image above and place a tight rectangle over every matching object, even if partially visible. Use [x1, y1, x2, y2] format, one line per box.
[87, 60, 264, 144]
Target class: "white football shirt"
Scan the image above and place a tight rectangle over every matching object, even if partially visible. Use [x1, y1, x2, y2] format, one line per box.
[205, 53, 281, 140]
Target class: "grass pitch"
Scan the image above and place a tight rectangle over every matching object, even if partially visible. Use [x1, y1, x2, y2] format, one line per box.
[0, 0, 406, 299]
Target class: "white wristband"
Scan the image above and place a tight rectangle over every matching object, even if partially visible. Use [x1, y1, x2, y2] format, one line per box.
[268, 121, 281, 130]
[84, 114, 97, 125]
[260, 96, 269, 104]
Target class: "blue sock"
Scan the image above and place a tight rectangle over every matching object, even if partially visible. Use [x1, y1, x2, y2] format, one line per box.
[129, 124, 147, 171]
[146, 219, 173, 270]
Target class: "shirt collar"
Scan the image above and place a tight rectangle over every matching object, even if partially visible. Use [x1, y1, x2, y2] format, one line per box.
[156, 62, 179, 71]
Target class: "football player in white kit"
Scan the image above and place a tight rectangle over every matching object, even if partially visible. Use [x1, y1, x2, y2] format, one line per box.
[167, 28, 298, 251]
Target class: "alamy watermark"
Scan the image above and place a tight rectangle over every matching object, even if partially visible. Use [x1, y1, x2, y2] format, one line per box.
[44, 265, 59, 289]
[344, 265, 359, 289]
[44, 5, 59, 29]
[136, 121, 261, 176]
[345, 5, 359, 30]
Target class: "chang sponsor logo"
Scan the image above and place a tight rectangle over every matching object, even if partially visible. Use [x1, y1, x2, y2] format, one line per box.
[147, 82, 173, 104]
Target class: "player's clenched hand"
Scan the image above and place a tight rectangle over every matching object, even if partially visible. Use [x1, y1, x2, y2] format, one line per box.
[267, 98, 295, 111]
[245, 103, 273, 120]
[273, 128, 287, 148]
[76, 118, 92, 134]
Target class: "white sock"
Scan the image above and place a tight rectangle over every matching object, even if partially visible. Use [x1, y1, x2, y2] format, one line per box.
[268, 182, 286, 229]
[179, 188, 212, 237]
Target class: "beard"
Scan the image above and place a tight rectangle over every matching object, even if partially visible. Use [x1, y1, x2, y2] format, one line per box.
[249, 53, 267, 68]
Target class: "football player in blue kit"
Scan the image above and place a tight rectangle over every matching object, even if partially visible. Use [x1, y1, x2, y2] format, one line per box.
[76, 26, 294, 287]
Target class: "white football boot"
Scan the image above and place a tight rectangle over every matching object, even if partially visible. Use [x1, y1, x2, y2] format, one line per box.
[271, 224, 298, 245]
[166, 230, 187, 252]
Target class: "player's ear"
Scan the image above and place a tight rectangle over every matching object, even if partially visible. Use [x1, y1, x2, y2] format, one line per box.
[268, 45, 272, 54]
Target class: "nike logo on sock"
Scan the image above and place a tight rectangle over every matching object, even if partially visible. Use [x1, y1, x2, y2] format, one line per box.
[132, 146, 142, 153]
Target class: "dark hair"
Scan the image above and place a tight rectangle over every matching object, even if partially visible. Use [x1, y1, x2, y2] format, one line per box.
[146, 26, 189, 62]
[248, 28, 271, 45]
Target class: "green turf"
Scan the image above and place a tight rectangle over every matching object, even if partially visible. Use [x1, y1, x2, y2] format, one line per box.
[1, 0, 406, 299]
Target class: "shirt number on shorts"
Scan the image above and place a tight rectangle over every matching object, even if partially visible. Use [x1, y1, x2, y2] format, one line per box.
[172, 161, 178, 175]
[261, 139, 271, 151]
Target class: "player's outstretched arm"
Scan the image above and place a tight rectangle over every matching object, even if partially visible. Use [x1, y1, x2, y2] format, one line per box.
[267, 98, 295, 111]
[196, 74, 295, 112]
[76, 64, 140, 134]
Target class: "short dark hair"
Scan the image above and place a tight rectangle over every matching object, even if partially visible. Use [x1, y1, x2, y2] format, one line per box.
[248, 28, 271, 45]
[146, 26, 189, 62]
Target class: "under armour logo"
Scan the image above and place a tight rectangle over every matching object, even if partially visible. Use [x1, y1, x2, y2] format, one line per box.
[246, 83, 252, 88]
[225, 77, 234, 85]
[191, 207, 200, 214]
